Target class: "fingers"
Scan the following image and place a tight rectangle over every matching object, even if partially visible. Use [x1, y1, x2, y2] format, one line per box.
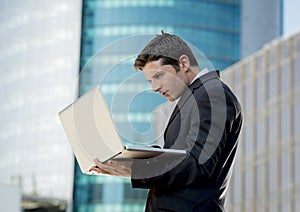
[94, 158, 103, 167]
[89, 166, 110, 175]
[92, 159, 132, 177]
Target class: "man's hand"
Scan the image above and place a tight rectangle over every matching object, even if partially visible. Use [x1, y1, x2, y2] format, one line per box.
[90, 159, 132, 177]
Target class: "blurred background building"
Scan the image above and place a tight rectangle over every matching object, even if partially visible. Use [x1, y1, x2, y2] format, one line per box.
[0, 0, 82, 211]
[222, 31, 300, 212]
[1, 0, 299, 211]
[241, 0, 283, 58]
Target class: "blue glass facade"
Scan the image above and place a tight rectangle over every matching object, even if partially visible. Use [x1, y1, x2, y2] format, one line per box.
[74, 0, 240, 211]
[81, 0, 240, 70]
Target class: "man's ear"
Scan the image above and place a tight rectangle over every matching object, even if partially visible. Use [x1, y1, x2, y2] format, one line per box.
[179, 55, 190, 72]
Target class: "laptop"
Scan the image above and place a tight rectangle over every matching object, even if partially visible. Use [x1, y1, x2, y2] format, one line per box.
[58, 86, 186, 175]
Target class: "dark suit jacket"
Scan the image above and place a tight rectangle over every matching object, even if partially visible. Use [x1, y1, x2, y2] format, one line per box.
[131, 71, 243, 212]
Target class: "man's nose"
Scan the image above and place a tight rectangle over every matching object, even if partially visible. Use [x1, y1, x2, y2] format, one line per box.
[151, 81, 161, 92]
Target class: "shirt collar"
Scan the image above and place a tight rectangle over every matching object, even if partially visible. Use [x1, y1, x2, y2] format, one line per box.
[190, 68, 209, 85]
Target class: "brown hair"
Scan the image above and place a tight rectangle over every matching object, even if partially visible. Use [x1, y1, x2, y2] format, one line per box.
[134, 32, 199, 71]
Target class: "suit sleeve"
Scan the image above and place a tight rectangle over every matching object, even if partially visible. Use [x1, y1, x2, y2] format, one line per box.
[131, 81, 241, 190]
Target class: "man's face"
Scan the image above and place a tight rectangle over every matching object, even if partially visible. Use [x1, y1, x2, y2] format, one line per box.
[143, 59, 190, 102]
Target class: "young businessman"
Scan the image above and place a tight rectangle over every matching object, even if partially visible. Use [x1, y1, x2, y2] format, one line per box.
[92, 32, 243, 211]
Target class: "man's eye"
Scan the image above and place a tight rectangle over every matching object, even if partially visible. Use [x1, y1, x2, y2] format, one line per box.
[156, 73, 163, 78]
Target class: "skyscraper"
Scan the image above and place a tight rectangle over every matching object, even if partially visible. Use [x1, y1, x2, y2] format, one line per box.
[241, 0, 283, 58]
[0, 0, 82, 209]
[222, 31, 300, 211]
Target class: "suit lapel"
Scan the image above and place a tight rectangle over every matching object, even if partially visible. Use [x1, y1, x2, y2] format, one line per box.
[165, 78, 201, 130]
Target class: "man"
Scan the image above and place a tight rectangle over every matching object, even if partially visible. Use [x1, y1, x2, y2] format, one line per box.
[92, 32, 243, 211]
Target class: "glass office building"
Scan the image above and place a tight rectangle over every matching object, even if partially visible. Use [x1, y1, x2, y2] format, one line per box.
[222, 32, 300, 211]
[79, 0, 241, 70]
[0, 0, 82, 209]
[241, 0, 283, 58]
[74, 0, 240, 211]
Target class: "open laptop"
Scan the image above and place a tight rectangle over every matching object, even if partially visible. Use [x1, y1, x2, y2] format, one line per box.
[58, 86, 186, 174]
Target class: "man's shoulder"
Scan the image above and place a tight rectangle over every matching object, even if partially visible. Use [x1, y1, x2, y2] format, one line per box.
[190, 71, 220, 87]
[191, 71, 223, 92]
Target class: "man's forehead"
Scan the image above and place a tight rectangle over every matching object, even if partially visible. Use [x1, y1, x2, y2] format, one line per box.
[142, 60, 160, 71]
[143, 68, 162, 77]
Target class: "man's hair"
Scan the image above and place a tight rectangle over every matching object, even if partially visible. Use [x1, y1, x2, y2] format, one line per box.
[134, 32, 199, 71]
[134, 54, 181, 72]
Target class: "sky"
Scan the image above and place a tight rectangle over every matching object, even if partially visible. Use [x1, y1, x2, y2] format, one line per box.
[284, 0, 300, 36]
